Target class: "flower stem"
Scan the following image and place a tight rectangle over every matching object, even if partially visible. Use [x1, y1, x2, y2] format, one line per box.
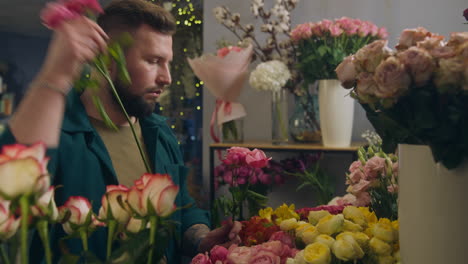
[19, 196, 29, 264]
[37, 220, 52, 264]
[0, 244, 10, 264]
[79, 229, 89, 252]
[94, 63, 152, 173]
[147, 216, 158, 264]
[275, 96, 288, 140]
[106, 220, 117, 260]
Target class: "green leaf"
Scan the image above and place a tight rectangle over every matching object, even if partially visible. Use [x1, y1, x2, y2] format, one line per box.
[91, 95, 118, 131]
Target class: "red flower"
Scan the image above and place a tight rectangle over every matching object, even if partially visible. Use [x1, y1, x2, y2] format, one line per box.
[40, 0, 103, 29]
[464, 8, 468, 21]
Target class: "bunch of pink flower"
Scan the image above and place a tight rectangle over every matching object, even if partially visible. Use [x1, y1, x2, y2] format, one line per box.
[214, 147, 274, 189]
[291, 17, 388, 42]
[291, 17, 387, 83]
[40, 0, 103, 29]
[191, 240, 297, 264]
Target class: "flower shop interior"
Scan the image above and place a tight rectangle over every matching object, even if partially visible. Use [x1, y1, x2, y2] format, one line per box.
[0, 0, 467, 263]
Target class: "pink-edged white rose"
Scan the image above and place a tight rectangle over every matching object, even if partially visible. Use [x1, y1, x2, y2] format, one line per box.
[31, 186, 59, 221]
[396, 27, 431, 50]
[374, 56, 411, 98]
[0, 200, 20, 241]
[125, 217, 146, 234]
[336, 56, 358, 89]
[0, 143, 50, 199]
[397, 46, 435, 87]
[99, 185, 131, 224]
[59, 196, 96, 234]
[354, 40, 391, 73]
[128, 173, 179, 217]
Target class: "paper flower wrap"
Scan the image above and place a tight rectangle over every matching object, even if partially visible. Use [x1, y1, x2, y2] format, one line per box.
[188, 45, 253, 141]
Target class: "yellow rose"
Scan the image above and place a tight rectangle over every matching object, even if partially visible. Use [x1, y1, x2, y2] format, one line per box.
[315, 234, 335, 248]
[274, 203, 299, 224]
[308, 210, 331, 225]
[296, 222, 313, 238]
[259, 207, 273, 221]
[377, 255, 395, 264]
[293, 250, 307, 264]
[343, 206, 367, 227]
[372, 221, 395, 243]
[351, 232, 370, 250]
[286, 258, 297, 264]
[332, 238, 364, 261]
[302, 227, 320, 245]
[303, 242, 331, 264]
[280, 218, 299, 231]
[335, 232, 365, 259]
[392, 220, 399, 241]
[357, 207, 377, 224]
[369, 237, 392, 256]
[343, 219, 363, 232]
[393, 250, 401, 261]
[316, 215, 344, 235]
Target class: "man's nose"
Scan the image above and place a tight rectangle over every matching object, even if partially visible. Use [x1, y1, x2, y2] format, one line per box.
[157, 65, 171, 85]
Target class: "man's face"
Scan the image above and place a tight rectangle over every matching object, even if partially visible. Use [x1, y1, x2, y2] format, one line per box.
[113, 24, 173, 118]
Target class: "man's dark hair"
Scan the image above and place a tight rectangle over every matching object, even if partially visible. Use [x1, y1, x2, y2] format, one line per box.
[97, 0, 176, 36]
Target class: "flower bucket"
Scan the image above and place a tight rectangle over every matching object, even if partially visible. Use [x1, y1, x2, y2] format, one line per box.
[271, 90, 289, 144]
[318, 79, 354, 147]
[398, 144, 468, 264]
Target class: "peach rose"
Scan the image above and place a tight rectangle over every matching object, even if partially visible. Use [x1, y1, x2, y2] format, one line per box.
[336, 56, 358, 89]
[397, 46, 435, 87]
[434, 57, 465, 92]
[355, 40, 391, 73]
[396, 27, 431, 50]
[356, 72, 378, 100]
[374, 56, 410, 98]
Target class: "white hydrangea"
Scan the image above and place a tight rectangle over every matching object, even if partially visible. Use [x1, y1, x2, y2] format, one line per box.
[249, 60, 291, 92]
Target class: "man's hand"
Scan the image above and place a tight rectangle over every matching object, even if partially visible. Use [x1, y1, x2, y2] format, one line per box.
[197, 219, 242, 253]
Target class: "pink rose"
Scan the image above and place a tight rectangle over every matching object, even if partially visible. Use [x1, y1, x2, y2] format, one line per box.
[347, 169, 365, 185]
[329, 24, 344, 37]
[378, 27, 389, 39]
[227, 245, 252, 264]
[396, 27, 431, 50]
[354, 192, 371, 207]
[364, 156, 386, 180]
[247, 249, 280, 264]
[40, 2, 80, 29]
[192, 253, 213, 264]
[268, 231, 295, 249]
[354, 40, 391, 73]
[64, 0, 103, 15]
[348, 161, 363, 173]
[349, 179, 371, 194]
[397, 47, 435, 87]
[374, 56, 411, 98]
[224, 147, 250, 166]
[210, 245, 229, 263]
[291, 23, 312, 42]
[336, 56, 358, 89]
[245, 149, 271, 169]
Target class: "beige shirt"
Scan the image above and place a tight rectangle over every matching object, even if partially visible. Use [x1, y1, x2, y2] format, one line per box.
[89, 116, 149, 187]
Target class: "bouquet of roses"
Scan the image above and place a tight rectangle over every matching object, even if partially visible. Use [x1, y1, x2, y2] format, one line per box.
[213, 147, 275, 223]
[291, 17, 388, 85]
[328, 131, 398, 220]
[336, 27, 468, 169]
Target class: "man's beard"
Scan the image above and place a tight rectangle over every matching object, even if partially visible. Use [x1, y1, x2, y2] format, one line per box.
[113, 79, 156, 119]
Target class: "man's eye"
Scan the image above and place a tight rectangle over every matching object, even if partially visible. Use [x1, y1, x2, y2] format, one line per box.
[148, 59, 159, 64]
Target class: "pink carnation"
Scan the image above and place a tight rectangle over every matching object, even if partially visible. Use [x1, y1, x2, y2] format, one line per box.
[210, 245, 229, 263]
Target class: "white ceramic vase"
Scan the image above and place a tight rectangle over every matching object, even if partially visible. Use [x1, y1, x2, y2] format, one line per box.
[318, 79, 354, 147]
[398, 144, 468, 264]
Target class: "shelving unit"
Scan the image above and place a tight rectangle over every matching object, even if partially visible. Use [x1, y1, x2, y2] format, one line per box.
[208, 141, 365, 203]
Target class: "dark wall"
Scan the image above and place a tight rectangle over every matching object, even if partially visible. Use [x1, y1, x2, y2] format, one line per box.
[0, 31, 50, 103]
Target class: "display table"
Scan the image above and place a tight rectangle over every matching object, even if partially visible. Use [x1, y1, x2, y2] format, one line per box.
[209, 142, 364, 203]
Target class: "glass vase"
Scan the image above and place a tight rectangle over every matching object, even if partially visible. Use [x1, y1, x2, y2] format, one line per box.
[271, 89, 289, 144]
[289, 89, 321, 143]
[221, 118, 244, 143]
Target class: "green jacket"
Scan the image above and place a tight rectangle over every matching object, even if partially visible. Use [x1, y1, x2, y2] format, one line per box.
[0, 90, 210, 263]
